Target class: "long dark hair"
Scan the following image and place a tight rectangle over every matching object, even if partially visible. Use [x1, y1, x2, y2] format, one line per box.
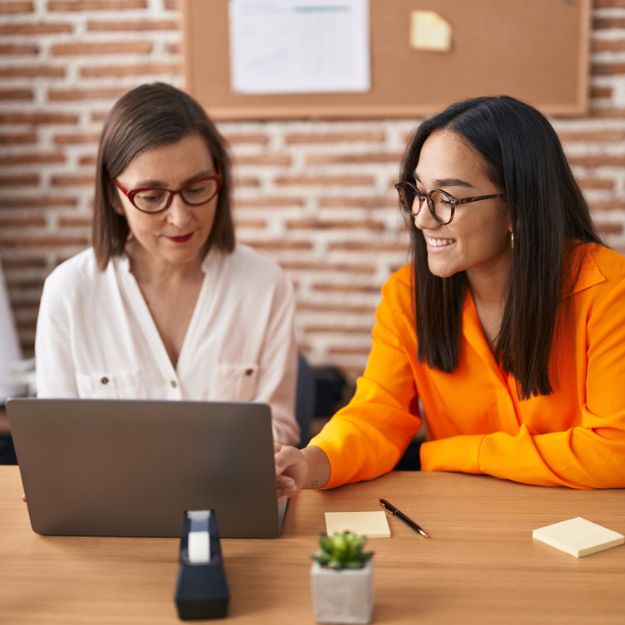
[93, 82, 235, 269]
[399, 95, 602, 399]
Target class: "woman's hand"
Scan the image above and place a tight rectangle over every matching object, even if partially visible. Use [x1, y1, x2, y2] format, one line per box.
[274, 444, 331, 499]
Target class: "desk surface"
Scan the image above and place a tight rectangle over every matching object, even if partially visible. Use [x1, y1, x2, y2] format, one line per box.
[1, 466, 624, 625]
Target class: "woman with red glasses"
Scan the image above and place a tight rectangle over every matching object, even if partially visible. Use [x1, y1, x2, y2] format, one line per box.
[276, 95, 625, 491]
[35, 82, 299, 446]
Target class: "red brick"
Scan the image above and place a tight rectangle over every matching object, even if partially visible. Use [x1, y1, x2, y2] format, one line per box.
[223, 133, 270, 146]
[90, 111, 108, 123]
[237, 240, 313, 251]
[281, 261, 375, 274]
[592, 39, 625, 53]
[165, 42, 180, 55]
[297, 302, 375, 314]
[233, 154, 292, 167]
[0, 215, 46, 228]
[53, 132, 101, 145]
[285, 218, 385, 231]
[310, 283, 380, 294]
[594, 17, 625, 29]
[0, 1, 34, 12]
[0, 43, 39, 55]
[47, 87, 128, 101]
[50, 174, 94, 187]
[595, 222, 623, 235]
[0, 88, 34, 101]
[0, 66, 65, 78]
[0, 152, 66, 167]
[590, 86, 613, 99]
[234, 196, 304, 208]
[0, 235, 89, 248]
[86, 18, 178, 31]
[50, 41, 152, 55]
[306, 152, 402, 166]
[0, 196, 78, 209]
[284, 131, 385, 144]
[319, 196, 397, 209]
[575, 177, 615, 191]
[0, 257, 46, 270]
[0, 132, 38, 145]
[303, 323, 372, 334]
[0, 174, 39, 187]
[594, 0, 625, 7]
[589, 200, 625, 210]
[592, 63, 625, 76]
[327, 241, 405, 252]
[568, 155, 625, 167]
[0, 21, 73, 35]
[48, 1, 147, 10]
[78, 155, 97, 166]
[80, 62, 180, 78]
[274, 175, 375, 187]
[164, 0, 180, 9]
[559, 129, 625, 142]
[232, 176, 261, 188]
[58, 217, 92, 228]
[0, 111, 78, 125]
[234, 218, 267, 229]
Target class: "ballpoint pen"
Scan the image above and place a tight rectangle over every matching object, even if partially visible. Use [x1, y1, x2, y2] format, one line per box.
[379, 498, 430, 539]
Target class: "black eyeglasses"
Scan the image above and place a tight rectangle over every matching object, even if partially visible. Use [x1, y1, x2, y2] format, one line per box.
[394, 181, 504, 225]
[113, 173, 222, 214]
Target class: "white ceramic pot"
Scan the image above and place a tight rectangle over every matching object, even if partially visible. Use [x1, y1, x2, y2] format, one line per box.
[311, 560, 374, 624]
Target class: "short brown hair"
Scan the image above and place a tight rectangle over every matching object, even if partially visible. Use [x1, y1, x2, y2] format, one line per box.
[92, 82, 235, 269]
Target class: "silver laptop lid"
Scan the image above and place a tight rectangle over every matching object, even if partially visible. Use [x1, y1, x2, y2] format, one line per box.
[7, 398, 283, 538]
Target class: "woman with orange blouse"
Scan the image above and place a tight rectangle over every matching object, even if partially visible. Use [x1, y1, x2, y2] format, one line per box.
[276, 95, 625, 493]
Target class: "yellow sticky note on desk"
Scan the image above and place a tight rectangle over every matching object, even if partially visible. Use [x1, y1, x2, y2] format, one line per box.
[532, 517, 624, 558]
[325, 511, 391, 538]
[410, 11, 452, 52]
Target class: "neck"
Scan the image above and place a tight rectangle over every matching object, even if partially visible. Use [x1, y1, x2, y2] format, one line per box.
[126, 243, 204, 286]
[465, 251, 511, 309]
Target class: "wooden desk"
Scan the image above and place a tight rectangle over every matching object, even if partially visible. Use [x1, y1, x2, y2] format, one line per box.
[1, 466, 624, 624]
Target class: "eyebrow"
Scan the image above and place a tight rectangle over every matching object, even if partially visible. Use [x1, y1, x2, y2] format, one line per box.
[414, 173, 474, 189]
[132, 170, 215, 188]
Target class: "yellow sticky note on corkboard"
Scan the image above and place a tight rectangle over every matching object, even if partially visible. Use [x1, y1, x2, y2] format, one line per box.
[410, 10, 452, 52]
[325, 511, 391, 538]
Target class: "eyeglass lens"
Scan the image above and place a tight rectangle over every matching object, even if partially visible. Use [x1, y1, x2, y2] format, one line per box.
[398, 185, 453, 224]
[133, 178, 219, 212]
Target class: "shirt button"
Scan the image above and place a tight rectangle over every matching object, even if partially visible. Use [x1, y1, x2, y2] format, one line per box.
[170, 380, 178, 389]
[100, 377, 109, 385]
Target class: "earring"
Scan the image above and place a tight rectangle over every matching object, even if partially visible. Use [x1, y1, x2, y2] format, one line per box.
[510, 231, 515, 250]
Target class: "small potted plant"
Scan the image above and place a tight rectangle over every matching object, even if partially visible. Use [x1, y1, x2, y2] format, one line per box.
[310, 531, 374, 624]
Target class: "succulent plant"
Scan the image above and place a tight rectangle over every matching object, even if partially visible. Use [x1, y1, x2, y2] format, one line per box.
[312, 531, 374, 570]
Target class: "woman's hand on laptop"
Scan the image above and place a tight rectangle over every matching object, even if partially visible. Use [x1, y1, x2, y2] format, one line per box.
[274, 444, 331, 499]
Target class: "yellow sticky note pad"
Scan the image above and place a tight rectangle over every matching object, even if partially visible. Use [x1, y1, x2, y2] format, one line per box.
[325, 511, 391, 538]
[532, 517, 624, 558]
[410, 10, 452, 52]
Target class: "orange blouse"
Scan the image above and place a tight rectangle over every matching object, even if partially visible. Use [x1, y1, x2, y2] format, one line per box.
[309, 243, 625, 489]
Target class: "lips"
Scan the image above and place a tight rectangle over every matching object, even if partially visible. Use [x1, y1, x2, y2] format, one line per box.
[166, 232, 194, 243]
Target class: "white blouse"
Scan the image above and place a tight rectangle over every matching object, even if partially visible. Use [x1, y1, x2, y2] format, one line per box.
[35, 244, 299, 445]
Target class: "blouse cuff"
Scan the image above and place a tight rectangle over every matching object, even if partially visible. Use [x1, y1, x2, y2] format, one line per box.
[420, 435, 485, 474]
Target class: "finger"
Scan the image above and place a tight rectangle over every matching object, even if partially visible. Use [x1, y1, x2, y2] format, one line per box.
[273, 441, 282, 453]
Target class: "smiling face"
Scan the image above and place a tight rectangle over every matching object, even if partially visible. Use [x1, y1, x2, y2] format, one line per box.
[112, 132, 219, 272]
[413, 129, 512, 283]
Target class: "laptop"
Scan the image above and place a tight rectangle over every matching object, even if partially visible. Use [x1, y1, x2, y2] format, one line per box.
[7, 398, 287, 538]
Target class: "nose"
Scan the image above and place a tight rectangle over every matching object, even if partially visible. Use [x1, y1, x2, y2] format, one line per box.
[166, 193, 194, 227]
[412, 201, 440, 231]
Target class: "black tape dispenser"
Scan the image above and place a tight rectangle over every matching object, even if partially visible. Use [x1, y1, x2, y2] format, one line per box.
[174, 510, 229, 620]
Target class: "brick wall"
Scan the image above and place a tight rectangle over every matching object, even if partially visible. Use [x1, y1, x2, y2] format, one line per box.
[1, 0, 624, 381]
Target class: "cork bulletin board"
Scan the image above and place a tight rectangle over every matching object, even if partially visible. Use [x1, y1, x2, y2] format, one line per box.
[182, 0, 591, 120]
